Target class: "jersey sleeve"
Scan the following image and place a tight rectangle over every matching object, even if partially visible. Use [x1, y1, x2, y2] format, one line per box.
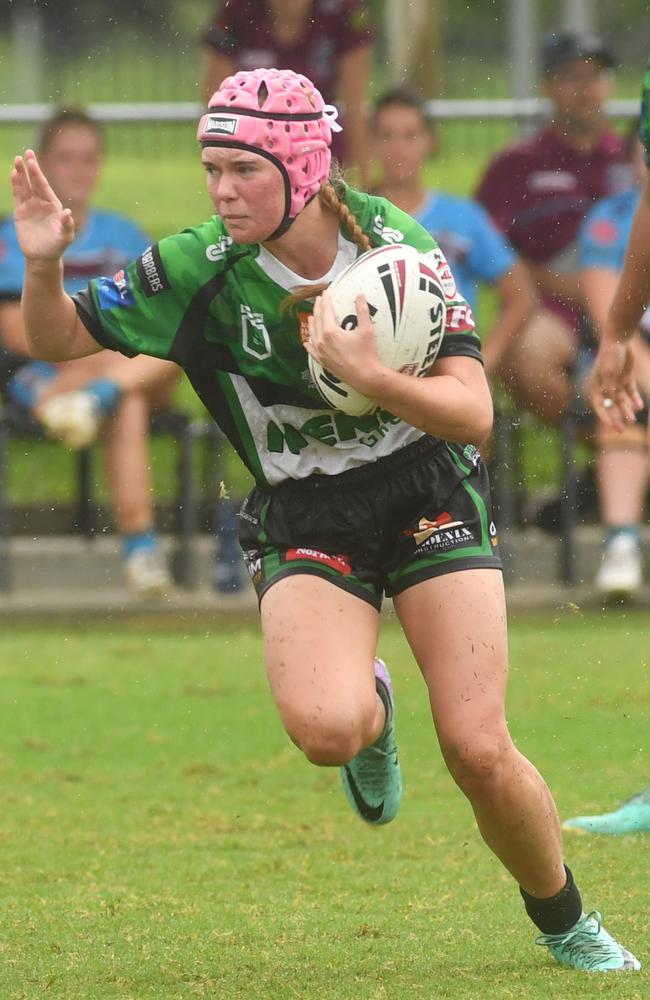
[338, 0, 375, 55]
[0, 221, 26, 299]
[464, 200, 517, 283]
[73, 232, 201, 363]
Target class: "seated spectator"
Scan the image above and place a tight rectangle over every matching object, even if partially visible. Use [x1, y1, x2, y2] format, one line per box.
[0, 107, 181, 598]
[579, 123, 650, 598]
[371, 87, 535, 385]
[201, 0, 374, 184]
[476, 31, 629, 428]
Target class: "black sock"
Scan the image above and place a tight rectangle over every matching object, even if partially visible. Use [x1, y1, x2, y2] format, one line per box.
[520, 865, 582, 935]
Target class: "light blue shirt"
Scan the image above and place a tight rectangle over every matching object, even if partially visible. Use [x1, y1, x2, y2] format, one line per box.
[414, 191, 517, 314]
[0, 210, 149, 297]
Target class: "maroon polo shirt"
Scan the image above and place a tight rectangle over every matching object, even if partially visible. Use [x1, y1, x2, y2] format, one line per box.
[476, 125, 629, 330]
[203, 0, 374, 164]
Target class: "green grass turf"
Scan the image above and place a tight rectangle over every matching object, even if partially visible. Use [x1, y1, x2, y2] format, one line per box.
[0, 610, 648, 998]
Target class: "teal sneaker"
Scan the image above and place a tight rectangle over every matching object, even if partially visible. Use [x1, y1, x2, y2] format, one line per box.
[563, 788, 650, 835]
[341, 658, 402, 826]
[536, 911, 641, 971]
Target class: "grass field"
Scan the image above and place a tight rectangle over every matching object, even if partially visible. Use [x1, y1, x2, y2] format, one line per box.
[1, 611, 648, 999]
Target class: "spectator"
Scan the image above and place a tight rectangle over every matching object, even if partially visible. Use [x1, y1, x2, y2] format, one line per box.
[476, 31, 628, 428]
[371, 87, 536, 383]
[201, 0, 374, 184]
[578, 124, 650, 598]
[0, 107, 180, 598]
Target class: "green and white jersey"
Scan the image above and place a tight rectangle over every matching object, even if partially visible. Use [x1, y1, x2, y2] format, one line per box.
[74, 187, 482, 486]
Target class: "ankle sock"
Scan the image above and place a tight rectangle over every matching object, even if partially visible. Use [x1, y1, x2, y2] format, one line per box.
[520, 865, 583, 935]
[606, 525, 641, 546]
[84, 378, 122, 414]
[122, 529, 159, 560]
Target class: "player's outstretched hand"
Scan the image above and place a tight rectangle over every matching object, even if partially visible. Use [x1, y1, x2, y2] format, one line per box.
[590, 337, 644, 432]
[11, 149, 75, 262]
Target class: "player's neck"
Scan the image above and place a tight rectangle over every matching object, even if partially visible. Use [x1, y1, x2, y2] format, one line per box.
[376, 180, 426, 215]
[261, 202, 341, 279]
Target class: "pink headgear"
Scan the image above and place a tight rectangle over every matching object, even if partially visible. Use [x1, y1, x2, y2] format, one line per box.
[197, 67, 342, 239]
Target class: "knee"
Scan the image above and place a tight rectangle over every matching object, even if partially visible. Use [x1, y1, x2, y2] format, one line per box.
[441, 732, 514, 795]
[285, 707, 375, 767]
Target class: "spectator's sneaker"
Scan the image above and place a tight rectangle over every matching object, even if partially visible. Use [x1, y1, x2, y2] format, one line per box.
[341, 658, 402, 826]
[36, 391, 102, 449]
[536, 911, 640, 971]
[124, 548, 172, 599]
[595, 533, 643, 600]
[563, 788, 650, 835]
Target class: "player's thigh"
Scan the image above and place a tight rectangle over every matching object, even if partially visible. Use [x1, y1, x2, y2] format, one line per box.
[393, 568, 510, 757]
[260, 573, 380, 738]
[503, 308, 576, 380]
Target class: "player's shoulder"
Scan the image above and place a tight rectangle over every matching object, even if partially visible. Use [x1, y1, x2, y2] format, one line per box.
[140, 216, 252, 295]
[348, 188, 436, 252]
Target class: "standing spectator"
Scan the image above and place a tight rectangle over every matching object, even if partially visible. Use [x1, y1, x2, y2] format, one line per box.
[201, 0, 374, 184]
[371, 88, 536, 382]
[476, 31, 628, 427]
[0, 107, 180, 598]
[578, 125, 650, 598]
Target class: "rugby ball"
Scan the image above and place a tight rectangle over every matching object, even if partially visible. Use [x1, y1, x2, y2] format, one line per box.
[308, 244, 447, 416]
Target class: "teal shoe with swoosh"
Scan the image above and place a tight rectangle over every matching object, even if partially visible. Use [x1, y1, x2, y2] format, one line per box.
[537, 911, 640, 971]
[341, 658, 402, 826]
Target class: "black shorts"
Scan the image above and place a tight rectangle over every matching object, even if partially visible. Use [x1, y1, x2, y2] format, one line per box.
[239, 436, 502, 610]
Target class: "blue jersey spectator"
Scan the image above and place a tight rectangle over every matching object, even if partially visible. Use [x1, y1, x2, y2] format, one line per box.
[0, 107, 180, 598]
[371, 87, 535, 378]
[578, 186, 639, 273]
[414, 192, 516, 315]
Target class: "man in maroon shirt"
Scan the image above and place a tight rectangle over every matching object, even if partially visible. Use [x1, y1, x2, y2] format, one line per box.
[201, 0, 374, 184]
[477, 31, 629, 426]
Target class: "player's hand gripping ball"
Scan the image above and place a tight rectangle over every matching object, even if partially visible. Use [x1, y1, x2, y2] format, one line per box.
[308, 244, 447, 416]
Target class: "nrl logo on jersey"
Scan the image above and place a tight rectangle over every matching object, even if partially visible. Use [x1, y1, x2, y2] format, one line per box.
[206, 236, 234, 262]
[241, 304, 272, 360]
[372, 214, 404, 244]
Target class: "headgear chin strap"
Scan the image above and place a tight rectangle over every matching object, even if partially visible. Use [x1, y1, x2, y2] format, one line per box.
[197, 68, 341, 240]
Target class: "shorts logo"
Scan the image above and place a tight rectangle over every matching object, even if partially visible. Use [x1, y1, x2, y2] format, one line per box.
[206, 236, 234, 262]
[136, 244, 171, 297]
[286, 548, 352, 575]
[404, 511, 474, 549]
[97, 270, 135, 310]
[204, 115, 239, 136]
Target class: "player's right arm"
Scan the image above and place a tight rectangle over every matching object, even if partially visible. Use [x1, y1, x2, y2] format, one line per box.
[12, 150, 103, 360]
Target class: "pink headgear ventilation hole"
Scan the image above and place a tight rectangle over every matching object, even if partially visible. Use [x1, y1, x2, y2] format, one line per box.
[197, 68, 342, 238]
